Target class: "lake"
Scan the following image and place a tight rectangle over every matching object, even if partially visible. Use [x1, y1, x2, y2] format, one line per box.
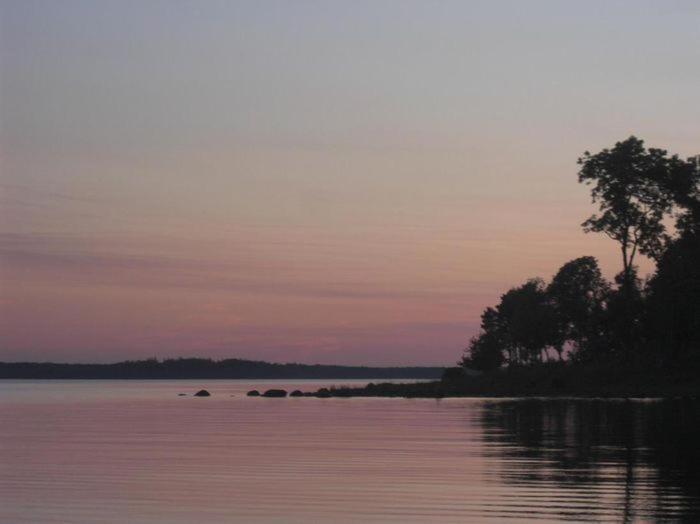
[1, 380, 698, 522]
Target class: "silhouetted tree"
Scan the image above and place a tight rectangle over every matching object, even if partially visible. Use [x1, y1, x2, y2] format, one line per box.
[578, 137, 675, 280]
[577, 137, 681, 355]
[657, 154, 700, 235]
[547, 257, 609, 361]
[465, 279, 561, 368]
[601, 268, 646, 359]
[643, 153, 700, 366]
[645, 230, 700, 367]
[462, 137, 699, 374]
[462, 307, 505, 371]
[494, 279, 559, 365]
[462, 332, 504, 372]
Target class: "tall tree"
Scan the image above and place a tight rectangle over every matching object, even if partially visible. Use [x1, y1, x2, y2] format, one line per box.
[578, 137, 679, 355]
[578, 137, 674, 286]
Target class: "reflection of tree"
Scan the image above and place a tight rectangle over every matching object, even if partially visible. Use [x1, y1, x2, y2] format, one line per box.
[479, 399, 700, 521]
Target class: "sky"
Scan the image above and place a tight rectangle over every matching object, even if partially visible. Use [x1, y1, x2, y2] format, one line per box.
[1, 0, 699, 365]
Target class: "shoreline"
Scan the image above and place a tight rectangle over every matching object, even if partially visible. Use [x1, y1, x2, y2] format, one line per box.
[310, 383, 700, 399]
[306, 365, 700, 399]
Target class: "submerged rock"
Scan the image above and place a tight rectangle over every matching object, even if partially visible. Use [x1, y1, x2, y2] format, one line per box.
[177, 393, 187, 396]
[194, 389, 211, 397]
[247, 390, 261, 397]
[262, 389, 287, 398]
[289, 390, 304, 397]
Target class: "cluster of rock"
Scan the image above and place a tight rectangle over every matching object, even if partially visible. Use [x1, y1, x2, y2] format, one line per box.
[246, 388, 334, 398]
[183, 387, 342, 398]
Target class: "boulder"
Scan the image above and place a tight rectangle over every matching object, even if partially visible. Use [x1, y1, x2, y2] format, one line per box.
[315, 388, 332, 398]
[194, 389, 211, 397]
[246, 390, 261, 397]
[289, 390, 304, 397]
[262, 389, 287, 398]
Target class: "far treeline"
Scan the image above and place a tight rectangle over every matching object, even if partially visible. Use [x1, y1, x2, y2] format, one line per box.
[462, 136, 700, 375]
[0, 358, 444, 380]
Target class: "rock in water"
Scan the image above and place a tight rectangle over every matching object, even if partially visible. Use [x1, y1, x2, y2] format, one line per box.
[289, 390, 304, 397]
[262, 389, 287, 398]
[315, 388, 332, 398]
[194, 389, 211, 397]
[246, 390, 261, 397]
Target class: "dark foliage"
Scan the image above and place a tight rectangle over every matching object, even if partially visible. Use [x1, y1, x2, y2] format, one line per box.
[645, 230, 700, 366]
[547, 256, 608, 360]
[463, 137, 699, 375]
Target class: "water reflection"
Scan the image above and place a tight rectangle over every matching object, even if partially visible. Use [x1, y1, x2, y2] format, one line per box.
[479, 398, 700, 521]
[2, 382, 699, 522]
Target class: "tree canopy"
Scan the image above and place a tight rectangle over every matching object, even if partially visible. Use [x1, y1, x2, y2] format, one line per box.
[463, 137, 699, 373]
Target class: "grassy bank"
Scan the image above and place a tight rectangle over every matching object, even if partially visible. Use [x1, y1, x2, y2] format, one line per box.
[316, 363, 700, 398]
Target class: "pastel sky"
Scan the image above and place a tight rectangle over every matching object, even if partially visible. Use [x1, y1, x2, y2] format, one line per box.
[1, 1, 699, 365]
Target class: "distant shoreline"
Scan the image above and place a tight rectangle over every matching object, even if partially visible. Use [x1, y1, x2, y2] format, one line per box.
[0, 358, 444, 380]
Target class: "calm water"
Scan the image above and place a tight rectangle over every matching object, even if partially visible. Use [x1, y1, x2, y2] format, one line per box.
[1, 380, 699, 523]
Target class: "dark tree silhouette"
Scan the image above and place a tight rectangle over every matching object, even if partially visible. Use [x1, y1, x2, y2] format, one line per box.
[463, 137, 699, 374]
[645, 231, 700, 366]
[464, 279, 559, 368]
[643, 153, 700, 366]
[578, 137, 675, 280]
[462, 332, 503, 372]
[657, 154, 700, 235]
[547, 257, 609, 361]
[498, 279, 559, 364]
[577, 137, 687, 355]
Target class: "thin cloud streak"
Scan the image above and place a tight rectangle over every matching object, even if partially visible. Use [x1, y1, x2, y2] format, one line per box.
[0, 233, 494, 301]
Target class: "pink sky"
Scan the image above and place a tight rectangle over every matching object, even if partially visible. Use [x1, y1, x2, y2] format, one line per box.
[1, 1, 698, 365]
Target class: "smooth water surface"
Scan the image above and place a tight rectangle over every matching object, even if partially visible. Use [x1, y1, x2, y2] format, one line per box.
[1, 380, 699, 522]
